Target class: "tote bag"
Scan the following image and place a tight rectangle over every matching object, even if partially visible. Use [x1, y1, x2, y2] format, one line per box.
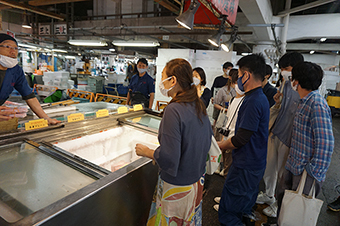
[215, 107, 227, 130]
[278, 170, 324, 226]
[268, 82, 285, 131]
[206, 136, 222, 175]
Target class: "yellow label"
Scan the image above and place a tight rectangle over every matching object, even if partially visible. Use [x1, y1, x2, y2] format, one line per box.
[132, 117, 141, 123]
[67, 113, 84, 123]
[133, 104, 143, 111]
[25, 119, 48, 131]
[117, 106, 128, 114]
[96, 109, 109, 118]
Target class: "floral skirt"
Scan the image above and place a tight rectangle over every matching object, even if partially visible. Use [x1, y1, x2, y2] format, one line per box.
[147, 175, 205, 226]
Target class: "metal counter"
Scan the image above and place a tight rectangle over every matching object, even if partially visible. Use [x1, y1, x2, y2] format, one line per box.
[0, 109, 162, 226]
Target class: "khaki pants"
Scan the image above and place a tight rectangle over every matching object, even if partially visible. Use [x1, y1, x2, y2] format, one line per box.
[263, 134, 290, 197]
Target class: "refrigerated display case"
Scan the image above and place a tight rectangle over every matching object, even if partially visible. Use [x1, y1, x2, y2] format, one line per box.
[0, 109, 161, 226]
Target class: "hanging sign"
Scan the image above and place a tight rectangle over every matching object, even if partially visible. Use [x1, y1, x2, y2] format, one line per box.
[206, 0, 239, 25]
[39, 25, 50, 35]
[54, 24, 67, 35]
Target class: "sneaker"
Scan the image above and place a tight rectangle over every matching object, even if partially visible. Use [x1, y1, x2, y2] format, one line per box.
[263, 201, 278, 218]
[213, 204, 219, 212]
[328, 196, 340, 212]
[214, 197, 221, 204]
[256, 192, 276, 205]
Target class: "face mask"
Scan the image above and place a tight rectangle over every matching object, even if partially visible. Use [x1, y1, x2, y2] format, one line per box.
[281, 70, 291, 81]
[237, 73, 249, 92]
[234, 84, 245, 95]
[159, 76, 173, 97]
[0, 54, 18, 68]
[291, 80, 298, 92]
[138, 68, 147, 74]
[193, 77, 200, 86]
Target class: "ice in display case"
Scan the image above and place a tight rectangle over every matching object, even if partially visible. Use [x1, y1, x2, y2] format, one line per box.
[55, 125, 159, 172]
[0, 141, 97, 223]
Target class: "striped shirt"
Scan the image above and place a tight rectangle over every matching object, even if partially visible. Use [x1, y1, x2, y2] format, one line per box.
[286, 90, 334, 182]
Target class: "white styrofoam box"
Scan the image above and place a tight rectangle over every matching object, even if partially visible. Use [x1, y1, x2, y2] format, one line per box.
[55, 126, 159, 172]
[44, 71, 70, 79]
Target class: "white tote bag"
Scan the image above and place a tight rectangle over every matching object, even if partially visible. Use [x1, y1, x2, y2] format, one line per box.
[278, 170, 324, 226]
[206, 136, 222, 175]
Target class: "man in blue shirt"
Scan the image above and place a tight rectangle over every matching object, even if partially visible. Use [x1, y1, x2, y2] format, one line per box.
[256, 53, 303, 218]
[218, 54, 269, 226]
[277, 62, 334, 219]
[126, 58, 155, 109]
[262, 64, 277, 107]
[0, 33, 59, 124]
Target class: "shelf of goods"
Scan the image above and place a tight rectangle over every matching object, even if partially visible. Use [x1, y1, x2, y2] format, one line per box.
[0, 109, 162, 226]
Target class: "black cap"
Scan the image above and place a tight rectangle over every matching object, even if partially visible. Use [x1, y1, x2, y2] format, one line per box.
[0, 33, 18, 45]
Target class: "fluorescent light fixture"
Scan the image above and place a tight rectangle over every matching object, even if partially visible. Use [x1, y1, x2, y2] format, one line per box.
[112, 41, 160, 47]
[68, 40, 108, 46]
[18, 43, 38, 49]
[310, 50, 315, 54]
[320, 38, 327, 42]
[241, 53, 250, 56]
[78, 53, 81, 56]
[175, 1, 200, 30]
[52, 49, 67, 53]
[65, 56, 76, 59]
[109, 49, 115, 52]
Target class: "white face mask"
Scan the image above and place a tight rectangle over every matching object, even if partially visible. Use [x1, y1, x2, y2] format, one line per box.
[193, 77, 200, 86]
[138, 68, 147, 74]
[159, 76, 173, 97]
[0, 54, 18, 68]
[224, 69, 230, 76]
[291, 80, 298, 92]
[234, 84, 245, 95]
[281, 70, 291, 81]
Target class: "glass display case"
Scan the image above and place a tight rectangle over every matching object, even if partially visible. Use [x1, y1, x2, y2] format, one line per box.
[0, 141, 97, 223]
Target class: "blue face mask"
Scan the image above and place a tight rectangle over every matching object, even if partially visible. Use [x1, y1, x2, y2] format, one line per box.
[237, 73, 249, 92]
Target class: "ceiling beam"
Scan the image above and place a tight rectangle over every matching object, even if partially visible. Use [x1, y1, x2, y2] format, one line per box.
[154, 0, 180, 15]
[277, 0, 337, 17]
[28, 0, 89, 6]
[0, 4, 11, 10]
[287, 43, 340, 51]
[0, 0, 65, 20]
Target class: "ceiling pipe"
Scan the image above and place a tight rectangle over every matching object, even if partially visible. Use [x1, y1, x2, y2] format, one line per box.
[28, 0, 87, 6]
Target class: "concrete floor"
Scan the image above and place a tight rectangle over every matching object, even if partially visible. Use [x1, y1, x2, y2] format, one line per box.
[202, 116, 340, 226]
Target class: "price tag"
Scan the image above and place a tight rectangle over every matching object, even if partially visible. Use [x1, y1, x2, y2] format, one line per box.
[25, 119, 48, 131]
[96, 109, 109, 118]
[117, 106, 128, 114]
[132, 117, 141, 123]
[133, 104, 143, 111]
[67, 113, 84, 123]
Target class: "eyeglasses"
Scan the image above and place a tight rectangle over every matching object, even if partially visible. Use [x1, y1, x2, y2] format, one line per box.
[0, 45, 19, 51]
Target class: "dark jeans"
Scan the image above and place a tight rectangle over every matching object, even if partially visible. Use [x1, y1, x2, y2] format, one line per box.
[276, 168, 323, 220]
[218, 164, 265, 226]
